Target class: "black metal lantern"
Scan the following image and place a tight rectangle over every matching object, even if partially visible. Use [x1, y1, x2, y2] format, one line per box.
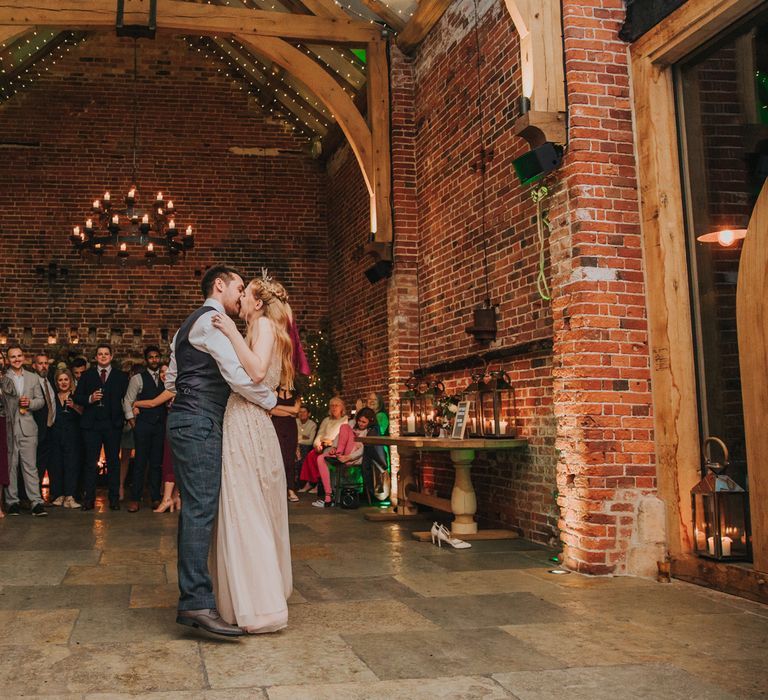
[462, 372, 487, 438]
[419, 380, 445, 437]
[691, 437, 751, 562]
[479, 370, 516, 438]
[398, 375, 421, 436]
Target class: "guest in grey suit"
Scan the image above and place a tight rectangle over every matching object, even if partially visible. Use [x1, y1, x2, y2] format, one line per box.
[0, 345, 47, 516]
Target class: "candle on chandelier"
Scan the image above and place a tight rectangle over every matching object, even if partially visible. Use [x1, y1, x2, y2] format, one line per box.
[120, 242, 127, 251]
[142, 214, 149, 224]
[185, 225, 193, 236]
[128, 187, 136, 199]
[73, 225, 80, 236]
[168, 219, 176, 229]
[167, 200, 174, 210]
[93, 199, 100, 209]
[112, 215, 119, 225]
[147, 243, 154, 252]
[86, 218, 93, 229]
[104, 191, 111, 202]
[156, 192, 163, 201]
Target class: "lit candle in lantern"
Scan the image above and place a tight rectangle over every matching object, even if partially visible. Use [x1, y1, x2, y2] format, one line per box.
[499, 420, 508, 434]
[112, 214, 119, 225]
[86, 218, 93, 229]
[427, 411, 434, 422]
[168, 219, 176, 229]
[695, 529, 706, 551]
[470, 417, 476, 433]
[406, 414, 416, 433]
[142, 214, 149, 224]
[93, 199, 100, 209]
[104, 191, 110, 201]
[721, 536, 732, 557]
[707, 536, 715, 556]
[185, 225, 193, 236]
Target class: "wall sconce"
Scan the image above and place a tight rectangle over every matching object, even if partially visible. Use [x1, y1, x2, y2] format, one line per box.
[70, 328, 80, 345]
[0, 326, 8, 345]
[47, 327, 58, 345]
[88, 327, 97, 344]
[696, 228, 747, 247]
[111, 328, 123, 346]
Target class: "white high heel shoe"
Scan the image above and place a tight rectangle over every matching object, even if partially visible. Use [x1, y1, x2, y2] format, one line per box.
[430, 522, 472, 549]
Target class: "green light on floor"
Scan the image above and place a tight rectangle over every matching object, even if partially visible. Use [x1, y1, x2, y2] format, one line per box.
[351, 49, 366, 63]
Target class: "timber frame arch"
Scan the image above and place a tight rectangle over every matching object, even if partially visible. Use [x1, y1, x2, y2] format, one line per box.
[0, 0, 392, 242]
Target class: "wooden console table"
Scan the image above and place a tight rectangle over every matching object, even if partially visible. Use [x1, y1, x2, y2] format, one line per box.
[359, 435, 528, 540]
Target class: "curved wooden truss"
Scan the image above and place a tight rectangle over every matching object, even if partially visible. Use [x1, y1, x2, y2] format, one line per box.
[0, 0, 392, 242]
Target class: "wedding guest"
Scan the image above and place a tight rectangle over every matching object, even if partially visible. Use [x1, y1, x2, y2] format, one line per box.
[0, 351, 9, 517]
[123, 347, 166, 512]
[296, 404, 317, 465]
[71, 357, 87, 385]
[48, 369, 83, 508]
[312, 407, 379, 508]
[0, 345, 47, 516]
[298, 396, 347, 493]
[270, 386, 301, 502]
[74, 344, 129, 511]
[118, 361, 140, 501]
[31, 352, 56, 488]
[134, 363, 179, 513]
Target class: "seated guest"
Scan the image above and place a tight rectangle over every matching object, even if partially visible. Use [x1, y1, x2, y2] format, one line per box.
[48, 369, 83, 508]
[270, 386, 301, 502]
[295, 404, 317, 479]
[298, 396, 347, 493]
[312, 407, 378, 508]
[74, 344, 129, 511]
[0, 345, 46, 516]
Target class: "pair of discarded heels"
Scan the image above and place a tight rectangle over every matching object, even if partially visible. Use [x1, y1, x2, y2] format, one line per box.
[430, 522, 471, 549]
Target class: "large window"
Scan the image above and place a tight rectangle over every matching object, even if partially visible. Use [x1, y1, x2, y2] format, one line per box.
[676, 16, 768, 488]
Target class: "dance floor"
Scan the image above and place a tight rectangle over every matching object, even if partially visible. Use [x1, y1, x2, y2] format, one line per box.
[0, 497, 766, 698]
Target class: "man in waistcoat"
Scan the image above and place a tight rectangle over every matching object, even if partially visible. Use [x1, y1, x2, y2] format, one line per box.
[166, 264, 276, 637]
[74, 344, 129, 512]
[123, 345, 166, 512]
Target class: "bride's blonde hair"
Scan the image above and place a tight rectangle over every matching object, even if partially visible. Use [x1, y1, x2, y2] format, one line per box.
[245, 273, 295, 390]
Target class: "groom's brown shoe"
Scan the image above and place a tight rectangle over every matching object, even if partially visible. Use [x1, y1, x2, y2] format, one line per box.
[176, 608, 245, 637]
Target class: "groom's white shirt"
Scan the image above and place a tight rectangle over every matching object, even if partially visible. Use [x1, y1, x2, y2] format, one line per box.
[165, 298, 277, 411]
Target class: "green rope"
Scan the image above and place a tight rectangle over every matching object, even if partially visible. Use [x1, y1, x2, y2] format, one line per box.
[531, 185, 552, 301]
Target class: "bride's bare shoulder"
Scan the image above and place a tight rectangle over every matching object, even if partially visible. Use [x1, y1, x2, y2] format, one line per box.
[249, 316, 274, 348]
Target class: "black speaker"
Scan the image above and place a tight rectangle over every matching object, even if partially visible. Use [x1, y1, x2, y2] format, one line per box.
[339, 487, 360, 509]
[364, 259, 393, 284]
[512, 142, 563, 186]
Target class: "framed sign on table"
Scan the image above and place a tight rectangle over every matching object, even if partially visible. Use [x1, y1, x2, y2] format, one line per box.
[451, 400, 471, 439]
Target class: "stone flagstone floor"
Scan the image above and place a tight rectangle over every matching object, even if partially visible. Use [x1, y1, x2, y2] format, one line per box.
[0, 497, 766, 698]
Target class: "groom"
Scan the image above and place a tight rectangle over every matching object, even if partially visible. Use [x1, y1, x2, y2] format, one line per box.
[167, 264, 277, 637]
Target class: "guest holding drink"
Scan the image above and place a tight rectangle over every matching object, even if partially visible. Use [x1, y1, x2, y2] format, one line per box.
[48, 369, 83, 508]
[0, 345, 47, 516]
[74, 344, 129, 511]
[132, 364, 179, 513]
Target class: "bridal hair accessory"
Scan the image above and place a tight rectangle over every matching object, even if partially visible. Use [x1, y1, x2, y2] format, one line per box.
[257, 267, 288, 304]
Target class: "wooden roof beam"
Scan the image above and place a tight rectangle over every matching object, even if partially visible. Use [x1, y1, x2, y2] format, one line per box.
[396, 0, 452, 54]
[358, 0, 405, 32]
[0, 0, 382, 43]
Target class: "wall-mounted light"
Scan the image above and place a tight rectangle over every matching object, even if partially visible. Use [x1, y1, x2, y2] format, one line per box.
[47, 327, 58, 345]
[697, 228, 747, 247]
[0, 326, 8, 345]
[70, 328, 80, 345]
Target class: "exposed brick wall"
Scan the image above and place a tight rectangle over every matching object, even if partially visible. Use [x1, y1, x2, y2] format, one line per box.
[0, 32, 328, 362]
[552, 0, 655, 574]
[391, 0, 559, 541]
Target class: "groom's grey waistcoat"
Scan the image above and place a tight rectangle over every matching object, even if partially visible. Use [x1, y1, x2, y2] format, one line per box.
[171, 306, 231, 416]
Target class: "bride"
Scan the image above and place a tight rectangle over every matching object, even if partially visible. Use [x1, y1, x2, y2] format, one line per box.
[210, 273, 294, 634]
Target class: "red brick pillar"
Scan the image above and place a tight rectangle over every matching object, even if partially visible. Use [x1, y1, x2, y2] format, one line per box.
[550, 0, 659, 575]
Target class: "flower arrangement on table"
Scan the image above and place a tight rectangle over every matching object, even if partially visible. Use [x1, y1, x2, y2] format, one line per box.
[429, 393, 462, 437]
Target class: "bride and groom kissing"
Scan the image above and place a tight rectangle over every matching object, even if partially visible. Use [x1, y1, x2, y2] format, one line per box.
[166, 264, 295, 637]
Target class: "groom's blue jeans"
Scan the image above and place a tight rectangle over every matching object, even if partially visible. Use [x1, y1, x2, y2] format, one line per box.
[168, 405, 224, 611]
